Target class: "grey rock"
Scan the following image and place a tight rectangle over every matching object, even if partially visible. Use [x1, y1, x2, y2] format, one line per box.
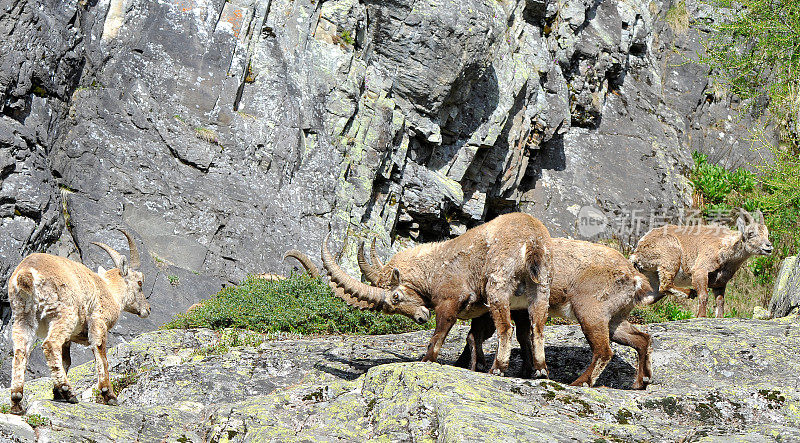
[3, 318, 800, 441]
[0, 413, 35, 443]
[769, 256, 800, 318]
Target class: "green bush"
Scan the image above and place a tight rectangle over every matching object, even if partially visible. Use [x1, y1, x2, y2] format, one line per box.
[162, 274, 433, 335]
[690, 151, 756, 216]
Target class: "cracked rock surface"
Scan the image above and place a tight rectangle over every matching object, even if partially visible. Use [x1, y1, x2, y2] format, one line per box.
[0, 0, 770, 381]
[2, 317, 799, 441]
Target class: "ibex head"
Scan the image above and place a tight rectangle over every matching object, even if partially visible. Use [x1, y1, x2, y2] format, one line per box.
[92, 229, 151, 318]
[322, 233, 431, 324]
[736, 209, 772, 256]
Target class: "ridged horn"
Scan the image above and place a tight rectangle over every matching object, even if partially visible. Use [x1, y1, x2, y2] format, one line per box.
[370, 238, 385, 268]
[329, 282, 380, 311]
[282, 250, 320, 278]
[322, 233, 386, 307]
[357, 241, 382, 284]
[91, 242, 129, 276]
[282, 249, 378, 310]
[118, 229, 140, 269]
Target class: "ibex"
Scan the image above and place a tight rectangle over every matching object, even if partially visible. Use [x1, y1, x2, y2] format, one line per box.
[7, 230, 150, 414]
[290, 212, 553, 377]
[630, 209, 772, 318]
[417, 239, 656, 389]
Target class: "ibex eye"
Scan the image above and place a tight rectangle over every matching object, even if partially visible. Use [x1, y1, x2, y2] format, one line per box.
[138, 281, 143, 287]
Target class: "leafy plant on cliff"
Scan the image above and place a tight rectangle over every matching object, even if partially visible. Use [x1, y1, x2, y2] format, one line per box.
[162, 273, 433, 335]
[701, 0, 800, 138]
[690, 151, 756, 216]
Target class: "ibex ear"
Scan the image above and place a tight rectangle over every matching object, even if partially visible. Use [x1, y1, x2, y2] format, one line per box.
[754, 209, 764, 224]
[736, 213, 747, 233]
[390, 268, 401, 287]
[119, 256, 129, 276]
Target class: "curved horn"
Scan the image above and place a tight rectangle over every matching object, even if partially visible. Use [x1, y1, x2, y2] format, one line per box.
[282, 249, 378, 309]
[329, 282, 380, 311]
[118, 229, 140, 270]
[91, 242, 129, 276]
[369, 238, 385, 268]
[282, 249, 320, 278]
[357, 241, 382, 284]
[322, 233, 386, 307]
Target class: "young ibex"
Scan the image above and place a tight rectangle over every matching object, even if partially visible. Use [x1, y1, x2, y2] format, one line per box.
[427, 239, 655, 389]
[630, 209, 772, 318]
[7, 229, 151, 414]
[296, 213, 553, 377]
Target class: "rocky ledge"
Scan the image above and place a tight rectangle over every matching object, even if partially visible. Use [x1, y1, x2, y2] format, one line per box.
[2, 317, 799, 442]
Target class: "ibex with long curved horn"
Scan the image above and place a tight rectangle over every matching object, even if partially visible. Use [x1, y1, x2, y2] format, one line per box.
[7, 229, 150, 414]
[300, 213, 553, 377]
[630, 208, 772, 317]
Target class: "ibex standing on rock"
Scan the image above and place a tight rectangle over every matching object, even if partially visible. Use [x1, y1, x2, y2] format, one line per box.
[631, 209, 772, 318]
[7, 230, 151, 414]
[290, 212, 553, 377]
[442, 239, 655, 389]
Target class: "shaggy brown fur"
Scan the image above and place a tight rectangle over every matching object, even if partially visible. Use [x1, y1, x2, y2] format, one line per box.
[321, 212, 553, 377]
[630, 209, 772, 317]
[7, 230, 150, 415]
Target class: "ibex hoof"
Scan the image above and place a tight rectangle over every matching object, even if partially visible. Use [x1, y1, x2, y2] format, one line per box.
[582, 382, 589, 387]
[642, 376, 651, 385]
[55, 385, 79, 404]
[490, 368, 505, 377]
[10, 392, 23, 403]
[9, 403, 25, 416]
[533, 369, 548, 379]
[106, 397, 118, 406]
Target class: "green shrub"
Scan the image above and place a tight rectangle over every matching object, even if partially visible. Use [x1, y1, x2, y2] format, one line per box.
[162, 273, 433, 335]
[690, 151, 756, 216]
[699, 0, 800, 274]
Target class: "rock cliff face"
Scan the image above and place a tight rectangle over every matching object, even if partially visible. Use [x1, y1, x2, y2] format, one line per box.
[0, 0, 763, 378]
[2, 317, 799, 441]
